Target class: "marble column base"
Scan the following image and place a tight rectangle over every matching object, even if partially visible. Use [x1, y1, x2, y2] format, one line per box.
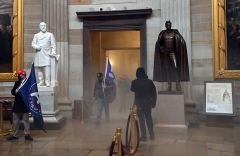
[58, 100, 73, 119]
[185, 100, 199, 128]
[155, 91, 188, 134]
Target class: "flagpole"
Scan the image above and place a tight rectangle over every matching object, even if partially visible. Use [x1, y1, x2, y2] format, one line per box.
[102, 57, 109, 99]
[104, 57, 108, 79]
[104, 57, 109, 86]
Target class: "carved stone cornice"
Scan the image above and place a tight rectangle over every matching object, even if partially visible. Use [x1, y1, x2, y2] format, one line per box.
[76, 9, 152, 20]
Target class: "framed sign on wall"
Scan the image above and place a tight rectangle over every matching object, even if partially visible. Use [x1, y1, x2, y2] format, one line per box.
[204, 81, 234, 116]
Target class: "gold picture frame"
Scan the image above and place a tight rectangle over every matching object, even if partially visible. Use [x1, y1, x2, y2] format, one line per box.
[0, 0, 23, 81]
[212, 0, 240, 79]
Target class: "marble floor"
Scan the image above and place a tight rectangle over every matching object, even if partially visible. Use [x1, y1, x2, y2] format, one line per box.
[1, 104, 240, 156]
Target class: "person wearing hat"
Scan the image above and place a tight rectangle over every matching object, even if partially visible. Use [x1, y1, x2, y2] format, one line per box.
[93, 72, 112, 125]
[6, 69, 33, 141]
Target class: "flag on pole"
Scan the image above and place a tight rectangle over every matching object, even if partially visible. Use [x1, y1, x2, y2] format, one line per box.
[105, 57, 116, 103]
[18, 63, 46, 133]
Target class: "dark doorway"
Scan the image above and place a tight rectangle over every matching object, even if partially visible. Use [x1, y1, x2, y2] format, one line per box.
[90, 30, 140, 115]
[76, 9, 152, 117]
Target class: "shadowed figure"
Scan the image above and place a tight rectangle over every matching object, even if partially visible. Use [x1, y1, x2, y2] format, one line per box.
[131, 67, 156, 142]
[117, 76, 129, 112]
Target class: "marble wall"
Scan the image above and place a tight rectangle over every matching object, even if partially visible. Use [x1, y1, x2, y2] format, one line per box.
[24, 0, 42, 66]
[68, 8, 83, 103]
[190, 0, 213, 114]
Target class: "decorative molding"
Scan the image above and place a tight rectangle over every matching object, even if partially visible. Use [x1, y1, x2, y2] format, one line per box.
[0, 73, 17, 81]
[76, 9, 152, 19]
[216, 70, 240, 78]
[0, 0, 23, 82]
[212, 0, 240, 79]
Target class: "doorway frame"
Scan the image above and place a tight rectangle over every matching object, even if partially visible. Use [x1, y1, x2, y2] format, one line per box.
[76, 9, 152, 117]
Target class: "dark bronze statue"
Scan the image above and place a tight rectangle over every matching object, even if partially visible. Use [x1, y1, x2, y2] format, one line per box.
[153, 21, 190, 91]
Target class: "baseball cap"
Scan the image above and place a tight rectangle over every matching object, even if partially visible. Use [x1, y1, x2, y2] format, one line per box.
[17, 69, 26, 75]
[97, 72, 103, 78]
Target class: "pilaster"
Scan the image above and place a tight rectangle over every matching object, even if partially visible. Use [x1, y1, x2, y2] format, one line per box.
[42, 0, 72, 118]
[160, 0, 198, 126]
[160, 0, 192, 101]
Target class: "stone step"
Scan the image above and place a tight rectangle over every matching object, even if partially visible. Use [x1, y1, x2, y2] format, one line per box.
[185, 107, 198, 114]
[186, 113, 198, 121]
[188, 121, 200, 128]
[185, 102, 199, 128]
[185, 101, 196, 107]
[58, 105, 73, 110]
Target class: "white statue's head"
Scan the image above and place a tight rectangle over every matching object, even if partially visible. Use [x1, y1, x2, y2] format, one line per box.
[39, 22, 47, 33]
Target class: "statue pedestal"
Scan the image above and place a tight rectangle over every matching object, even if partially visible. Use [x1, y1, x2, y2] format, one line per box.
[32, 86, 66, 129]
[155, 91, 188, 134]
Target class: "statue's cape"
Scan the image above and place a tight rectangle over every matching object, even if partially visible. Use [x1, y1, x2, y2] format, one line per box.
[153, 29, 190, 82]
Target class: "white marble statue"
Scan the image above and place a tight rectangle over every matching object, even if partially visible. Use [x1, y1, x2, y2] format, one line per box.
[32, 22, 59, 87]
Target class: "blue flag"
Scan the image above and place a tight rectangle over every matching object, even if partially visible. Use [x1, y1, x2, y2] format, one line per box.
[105, 57, 116, 103]
[18, 63, 46, 133]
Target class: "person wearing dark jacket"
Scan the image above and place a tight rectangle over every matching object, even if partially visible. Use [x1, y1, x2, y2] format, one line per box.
[93, 72, 112, 125]
[131, 67, 157, 141]
[6, 70, 33, 141]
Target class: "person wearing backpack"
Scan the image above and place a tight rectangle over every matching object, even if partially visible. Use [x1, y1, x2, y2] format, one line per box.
[93, 72, 112, 125]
